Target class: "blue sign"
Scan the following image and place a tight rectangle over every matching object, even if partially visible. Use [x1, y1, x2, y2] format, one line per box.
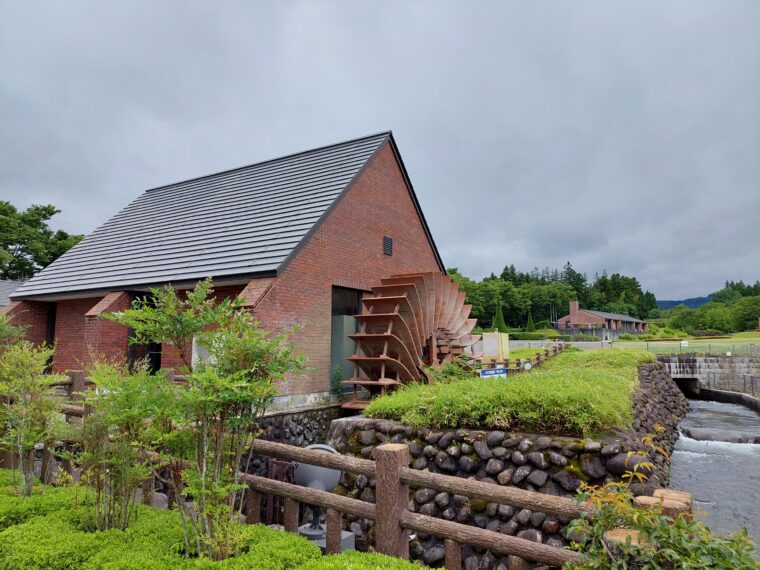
[479, 368, 508, 379]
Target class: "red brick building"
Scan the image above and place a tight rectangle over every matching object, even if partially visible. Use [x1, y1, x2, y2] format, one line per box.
[3, 132, 444, 408]
[556, 300, 648, 341]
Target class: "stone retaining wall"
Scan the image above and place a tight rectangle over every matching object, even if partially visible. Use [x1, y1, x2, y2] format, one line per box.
[259, 404, 341, 447]
[326, 362, 688, 568]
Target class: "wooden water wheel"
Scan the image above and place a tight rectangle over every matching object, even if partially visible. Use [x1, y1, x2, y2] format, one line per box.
[342, 272, 480, 410]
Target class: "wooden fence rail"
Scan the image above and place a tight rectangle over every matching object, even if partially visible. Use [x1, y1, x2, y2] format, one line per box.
[247, 439, 584, 568]
[41, 373, 585, 568]
[481, 343, 566, 375]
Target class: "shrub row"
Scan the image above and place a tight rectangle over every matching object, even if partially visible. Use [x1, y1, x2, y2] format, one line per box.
[0, 476, 424, 570]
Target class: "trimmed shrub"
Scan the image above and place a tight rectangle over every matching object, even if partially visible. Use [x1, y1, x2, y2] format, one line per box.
[301, 551, 425, 569]
[510, 332, 548, 340]
[573, 334, 600, 341]
[618, 334, 637, 341]
[0, 486, 86, 530]
[0, 477, 323, 570]
[693, 329, 728, 337]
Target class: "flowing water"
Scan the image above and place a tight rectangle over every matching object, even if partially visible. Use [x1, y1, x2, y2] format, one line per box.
[669, 400, 760, 548]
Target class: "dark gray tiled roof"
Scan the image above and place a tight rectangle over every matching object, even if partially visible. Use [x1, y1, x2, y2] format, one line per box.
[583, 309, 645, 323]
[13, 132, 393, 299]
[0, 280, 24, 306]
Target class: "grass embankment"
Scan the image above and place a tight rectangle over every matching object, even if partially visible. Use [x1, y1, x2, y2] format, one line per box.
[507, 347, 547, 360]
[0, 470, 421, 570]
[365, 349, 655, 436]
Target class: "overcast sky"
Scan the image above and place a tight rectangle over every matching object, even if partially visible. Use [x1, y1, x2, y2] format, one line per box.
[1, 1, 758, 299]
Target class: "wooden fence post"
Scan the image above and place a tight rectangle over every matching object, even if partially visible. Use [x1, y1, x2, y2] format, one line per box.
[245, 489, 261, 524]
[374, 443, 410, 559]
[284, 497, 299, 532]
[444, 538, 461, 569]
[326, 508, 342, 554]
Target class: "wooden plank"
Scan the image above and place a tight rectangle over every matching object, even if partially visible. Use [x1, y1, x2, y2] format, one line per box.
[249, 439, 376, 477]
[374, 444, 410, 558]
[326, 508, 342, 554]
[444, 538, 461, 570]
[400, 467, 590, 519]
[284, 497, 299, 532]
[400, 510, 580, 566]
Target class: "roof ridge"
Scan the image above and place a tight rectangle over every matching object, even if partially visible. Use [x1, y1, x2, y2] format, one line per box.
[583, 308, 643, 322]
[146, 131, 391, 194]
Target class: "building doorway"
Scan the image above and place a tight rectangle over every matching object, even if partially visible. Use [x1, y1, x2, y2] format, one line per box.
[330, 287, 363, 397]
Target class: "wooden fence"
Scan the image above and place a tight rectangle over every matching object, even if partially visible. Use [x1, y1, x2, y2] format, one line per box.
[243, 439, 588, 568]
[23, 367, 588, 568]
[480, 343, 567, 375]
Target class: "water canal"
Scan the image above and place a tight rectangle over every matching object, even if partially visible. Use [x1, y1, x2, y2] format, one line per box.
[669, 399, 760, 549]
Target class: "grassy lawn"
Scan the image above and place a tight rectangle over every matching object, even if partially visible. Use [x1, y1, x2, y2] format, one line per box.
[508, 346, 549, 360]
[365, 349, 654, 436]
[612, 331, 760, 354]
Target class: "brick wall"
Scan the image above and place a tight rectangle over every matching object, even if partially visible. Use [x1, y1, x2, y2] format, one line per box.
[83, 292, 132, 367]
[52, 297, 100, 371]
[252, 142, 442, 396]
[1, 300, 51, 345]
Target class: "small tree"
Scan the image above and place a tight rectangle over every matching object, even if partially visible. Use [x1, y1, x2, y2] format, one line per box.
[80, 361, 176, 530]
[172, 310, 304, 560]
[0, 314, 25, 353]
[0, 343, 67, 496]
[491, 298, 509, 333]
[102, 277, 239, 371]
[102, 280, 305, 560]
[525, 310, 536, 332]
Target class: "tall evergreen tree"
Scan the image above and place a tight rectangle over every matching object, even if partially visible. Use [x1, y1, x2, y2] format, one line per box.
[492, 298, 508, 333]
[525, 311, 536, 332]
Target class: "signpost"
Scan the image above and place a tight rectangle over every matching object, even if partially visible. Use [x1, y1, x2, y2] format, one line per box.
[479, 368, 508, 379]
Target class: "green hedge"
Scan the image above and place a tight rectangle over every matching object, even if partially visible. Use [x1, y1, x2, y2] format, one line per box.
[301, 551, 423, 569]
[366, 349, 654, 435]
[0, 474, 426, 570]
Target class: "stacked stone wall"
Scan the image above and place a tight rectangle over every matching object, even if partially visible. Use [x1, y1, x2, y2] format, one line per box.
[326, 362, 688, 568]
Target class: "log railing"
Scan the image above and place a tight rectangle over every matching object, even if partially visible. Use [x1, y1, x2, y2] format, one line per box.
[43, 370, 586, 567]
[245, 439, 587, 568]
[481, 343, 566, 376]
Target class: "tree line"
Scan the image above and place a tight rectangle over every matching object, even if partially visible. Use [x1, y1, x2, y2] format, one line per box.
[664, 280, 760, 334]
[448, 262, 658, 330]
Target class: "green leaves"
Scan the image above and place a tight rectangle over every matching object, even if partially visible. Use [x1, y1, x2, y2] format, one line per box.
[0, 200, 83, 280]
[0, 342, 68, 495]
[568, 486, 759, 569]
[102, 277, 241, 371]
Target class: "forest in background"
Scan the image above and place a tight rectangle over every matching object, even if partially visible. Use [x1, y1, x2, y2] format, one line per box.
[447, 262, 658, 330]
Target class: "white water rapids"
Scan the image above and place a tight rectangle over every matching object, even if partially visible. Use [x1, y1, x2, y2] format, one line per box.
[669, 400, 760, 549]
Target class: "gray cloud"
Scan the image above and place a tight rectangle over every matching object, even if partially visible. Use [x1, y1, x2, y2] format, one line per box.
[1, 0, 758, 298]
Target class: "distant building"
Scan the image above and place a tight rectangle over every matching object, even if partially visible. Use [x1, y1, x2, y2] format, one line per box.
[0, 280, 25, 308]
[556, 300, 648, 341]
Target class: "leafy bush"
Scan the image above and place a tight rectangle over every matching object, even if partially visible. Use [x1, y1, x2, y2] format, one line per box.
[0, 485, 85, 530]
[618, 334, 637, 341]
[510, 332, 548, 340]
[366, 350, 654, 435]
[568, 484, 758, 569]
[301, 551, 425, 569]
[0, 477, 323, 570]
[693, 329, 729, 337]
[574, 334, 600, 341]
[0, 343, 69, 495]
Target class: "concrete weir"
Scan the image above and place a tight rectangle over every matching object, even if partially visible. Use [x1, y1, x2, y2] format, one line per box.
[658, 354, 760, 412]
